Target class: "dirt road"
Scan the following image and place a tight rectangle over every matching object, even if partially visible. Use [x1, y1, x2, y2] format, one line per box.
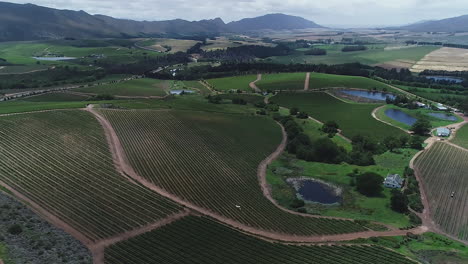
[304, 72, 310, 91]
[249, 74, 262, 93]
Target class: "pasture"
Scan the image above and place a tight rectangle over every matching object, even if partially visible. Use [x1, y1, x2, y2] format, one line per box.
[270, 92, 406, 140]
[205, 75, 257, 92]
[101, 109, 368, 236]
[256, 73, 307, 91]
[76, 78, 169, 97]
[411, 47, 468, 72]
[0, 111, 182, 241]
[105, 216, 416, 264]
[414, 142, 468, 241]
[452, 124, 468, 149]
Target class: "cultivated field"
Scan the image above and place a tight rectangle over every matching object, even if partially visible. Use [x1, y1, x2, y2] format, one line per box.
[143, 38, 200, 53]
[21, 92, 91, 102]
[201, 36, 274, 51]
[0, 111, 182, 241]
[452, 124, 468, 149]
[105, 216, 416, 264]
[101, 109, 368, 235]
[205, 75, 257, 91]
[411, 47, 468, 72]
[271, 92, 405, 140]
[414, 142, 468, 241]
[308, 73, 391, 91]
[257, 73, 307, 91]
[76, 78, 168, 97]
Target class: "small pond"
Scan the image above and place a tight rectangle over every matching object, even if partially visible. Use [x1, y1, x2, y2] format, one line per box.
[385, 109, 417, 126]
[33, 57, 76, 61]
[424, 76, 464, 83]
[428, 112, 458, 121]
[340, 90, 396, 101]
[170, 90, 195, 95]
[287, 178, 341, 205]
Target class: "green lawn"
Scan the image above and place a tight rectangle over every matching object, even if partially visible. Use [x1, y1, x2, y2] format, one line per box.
[256, 72, 306, 91]
[76, 78, 168, 97]
[452, 123, 468, 149]
[206, 75, 257, 91]
[309, 72, 391, 91]
[271, 92, 406, 140]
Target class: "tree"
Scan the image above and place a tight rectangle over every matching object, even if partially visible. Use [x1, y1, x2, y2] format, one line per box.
[322, 121, 339, 137]
[8, 224, 23, 235]
[411, 118, 431, 136]
[460, 97, 468, 115]
[232, 98, 247, 105]
[383, 136, 401, 152]
[297, 112, 309, 119]
[409, 136, 424, 150]
[399, 135, 410, 147]
[390, 190, 409, 213]
[207, 95, 222, 104]
[356, 172, 383, 197]
[290, 107, 299, 115]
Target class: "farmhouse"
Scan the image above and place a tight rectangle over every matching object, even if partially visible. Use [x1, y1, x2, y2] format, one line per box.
[436, 103, 448, 111]
[383, 174, 404, 189]
[437, 127, 451, 137]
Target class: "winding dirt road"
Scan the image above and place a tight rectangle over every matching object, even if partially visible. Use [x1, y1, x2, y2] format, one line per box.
[249, 74, 262, 93]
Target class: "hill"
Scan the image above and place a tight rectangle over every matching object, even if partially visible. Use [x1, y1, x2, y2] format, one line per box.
[398, 15, 468, 32]
[227, 13, 323, 32]
[0, 2, 324, 41]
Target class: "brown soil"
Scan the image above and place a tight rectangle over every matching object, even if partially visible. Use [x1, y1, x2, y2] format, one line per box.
[249, 74, 262, 93]
[304, 72, 310, 91]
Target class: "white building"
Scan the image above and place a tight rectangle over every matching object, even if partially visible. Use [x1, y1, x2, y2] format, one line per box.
[383, 174, 404, 189]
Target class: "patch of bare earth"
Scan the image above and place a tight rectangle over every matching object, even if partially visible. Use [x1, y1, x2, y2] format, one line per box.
[411, 47, 468, 72]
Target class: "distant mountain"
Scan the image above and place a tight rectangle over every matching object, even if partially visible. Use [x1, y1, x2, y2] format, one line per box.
[0, 2, 325, 41]
[398, 15, 468, 32]
[227, 13, 323, 32]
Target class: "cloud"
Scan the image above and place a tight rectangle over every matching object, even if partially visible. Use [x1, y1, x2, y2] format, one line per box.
[8, 0, 468, 26]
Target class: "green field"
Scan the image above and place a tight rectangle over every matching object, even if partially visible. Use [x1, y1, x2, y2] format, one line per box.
[21, 92, 91, 102]
[182, 80, 211, 94]
[0, 111, 182, 241]
[76, 78, 168, 97]
[309, 73, 391, 91]
[396, 85, 467, 102]
[206, 75, 257, 91]
[219, 93, 265, 104]
[101, 109, 369, 236]
[256, 72, 306, 91]
[105, 216, 416, 264]
[271, 92, 406, 140]
[452, 123, 468, 149]
[269, 45, 438, 66]
[414, 142, 468, 241]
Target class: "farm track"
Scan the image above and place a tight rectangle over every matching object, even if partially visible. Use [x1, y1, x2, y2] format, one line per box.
[304, 72, 310, 91]
[371, 105, 412, 134]
[87, 106, 428, 244]
[198, 80, 216, 94]
[249, 74, 262, 93]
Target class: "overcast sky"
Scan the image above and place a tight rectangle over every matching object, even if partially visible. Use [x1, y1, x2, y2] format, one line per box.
[8, 0, 468, 27]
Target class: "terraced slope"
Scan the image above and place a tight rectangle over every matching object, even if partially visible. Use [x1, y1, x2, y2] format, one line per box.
[105, 216, 416, 264]
[414, 142, 468, 241]
[0, 111, 182, 242]
[101, 109, 367, 236]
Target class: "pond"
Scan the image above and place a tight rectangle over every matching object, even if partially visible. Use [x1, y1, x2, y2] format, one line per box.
[287, 178, 341, 205]
[428, 112, 458, 121]
[424, 76, 464, 83]
[385, 109, 417, 126]
[340, 90, 396, 101]
[33, 57, 76, 61]
[170, 90, 195, 95]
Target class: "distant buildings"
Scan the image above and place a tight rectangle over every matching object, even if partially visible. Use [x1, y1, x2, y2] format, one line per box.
[383, 174, 404, 189]
[436, 127, 451, 137]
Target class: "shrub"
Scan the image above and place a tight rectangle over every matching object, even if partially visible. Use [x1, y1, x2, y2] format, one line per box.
[8, 224, 23, 235]
[290, 199, 305, 208]
[356, 172, 383, 197]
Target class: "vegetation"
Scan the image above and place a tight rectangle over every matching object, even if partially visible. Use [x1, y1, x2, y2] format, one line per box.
[105, 216, 416, 264]
[0, 111, 182, 241]
[257, 73, 307, 91]
[414, 142, 468, 241]
[205, 75, 257, 91]
[356, 172, 383, 197]
[76, 78, 169, 97]
[342, 46, 368, 52]
[452, 123, 468, 149]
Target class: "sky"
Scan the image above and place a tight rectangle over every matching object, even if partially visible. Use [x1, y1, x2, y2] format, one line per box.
[8, 0, 468, 27]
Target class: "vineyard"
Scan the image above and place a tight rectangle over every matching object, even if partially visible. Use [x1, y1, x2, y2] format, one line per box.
[452, 123, 468, 149]
[76, 78, 169, 97]
[205, 75, 257, 91]
[414, 142, 468, 241]
[0, 111, 182, 242]
[101, 109, 368, 235]
[105, 216, 416, 264]
[256, 72, 307, 91]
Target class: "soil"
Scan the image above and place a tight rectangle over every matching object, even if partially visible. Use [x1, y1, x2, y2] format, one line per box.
[304, 72, 310, 91]
[249, 74, 262, 93]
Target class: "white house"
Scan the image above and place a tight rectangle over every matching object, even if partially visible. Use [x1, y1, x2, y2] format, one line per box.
[436, 103, 448, 111]
[437, 127, 451, 137]
[383, 174, 404, 189]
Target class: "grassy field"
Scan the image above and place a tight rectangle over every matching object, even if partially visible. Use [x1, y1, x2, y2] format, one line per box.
[142, 38, 200, 53]
[256, 73, 307, 91]
[21, 92, 91, 102]
[309, 73, 391, 91]
[271, 92, 406, 140]
[452, 123, 468, 149]
[414, 142, 468, 241]
[76, 78, 168, 97]
[206, 75, 257, 92]
[0, 111, 182, 241]
[105, 216, 416, 264]
[101, 109, 369, 236]
[182, 80, 211, 94]
[396, 85, 467, 102]
[268, 45, 438, 66]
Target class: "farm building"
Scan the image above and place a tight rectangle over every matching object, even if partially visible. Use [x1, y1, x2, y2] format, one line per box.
[383, 174, 404, 189]
[437, 127, 451, 137]
[436, 103, 448, 111]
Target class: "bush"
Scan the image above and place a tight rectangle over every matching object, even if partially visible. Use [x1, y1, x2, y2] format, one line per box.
[356, 172, 383, 197]
[390, 190, 409, 213]
[290, 198, 305, 208]
[290, 107, 299, 115]
[231, 98, 247, 105]
[207, 95, 222, 104]
[8, 224, 23, 235]
[297, 112, 308, 119]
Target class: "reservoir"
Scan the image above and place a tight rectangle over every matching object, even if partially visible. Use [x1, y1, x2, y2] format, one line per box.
[341, 90, 396, 101]
[385, 109, 417, 126]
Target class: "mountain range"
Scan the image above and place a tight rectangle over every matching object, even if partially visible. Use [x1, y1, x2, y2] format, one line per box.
[397, 15, 468, 32]
[0, 2, 323, 41]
